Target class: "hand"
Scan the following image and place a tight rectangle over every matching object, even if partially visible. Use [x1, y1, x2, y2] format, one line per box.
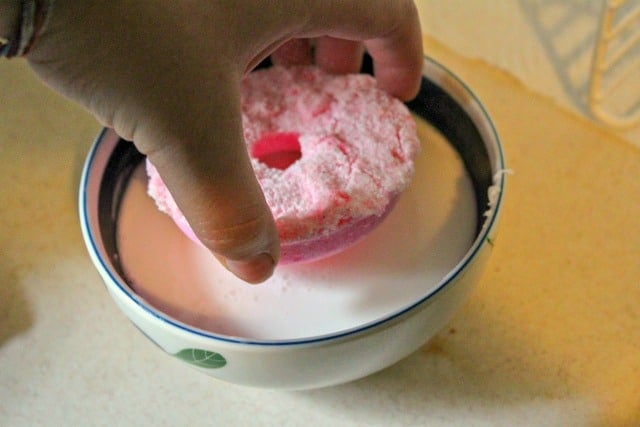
[26, 0, 423, 283]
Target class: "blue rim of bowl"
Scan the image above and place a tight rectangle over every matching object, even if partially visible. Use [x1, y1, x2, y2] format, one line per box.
[79, 56, 506, 346]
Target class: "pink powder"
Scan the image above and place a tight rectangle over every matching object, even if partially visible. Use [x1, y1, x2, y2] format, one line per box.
[147, 66, 420, 257]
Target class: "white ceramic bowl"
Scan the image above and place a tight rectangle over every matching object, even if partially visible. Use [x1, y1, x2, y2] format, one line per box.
[79, 57, 506, 390]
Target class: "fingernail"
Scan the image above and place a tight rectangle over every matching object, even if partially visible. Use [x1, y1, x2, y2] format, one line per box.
[224, 253, 276, 284]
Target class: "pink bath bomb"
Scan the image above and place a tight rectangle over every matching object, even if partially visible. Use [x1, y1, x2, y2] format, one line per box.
[146, 66, 420, 264]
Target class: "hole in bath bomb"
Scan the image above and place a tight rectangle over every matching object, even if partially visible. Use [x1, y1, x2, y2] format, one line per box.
[250, 132, 302, 170]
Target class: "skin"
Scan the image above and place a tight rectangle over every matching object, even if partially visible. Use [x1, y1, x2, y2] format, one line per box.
[2, 0, 423, 283]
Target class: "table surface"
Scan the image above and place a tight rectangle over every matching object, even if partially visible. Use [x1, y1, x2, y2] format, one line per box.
[1, 27, 639, 427]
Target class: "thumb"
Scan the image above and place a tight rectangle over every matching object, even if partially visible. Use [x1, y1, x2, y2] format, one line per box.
[21, 0, 279, 283]
[134, 75, 280, 284]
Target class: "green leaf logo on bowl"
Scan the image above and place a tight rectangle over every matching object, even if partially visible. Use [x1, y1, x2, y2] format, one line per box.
[174, 348, 227, 369]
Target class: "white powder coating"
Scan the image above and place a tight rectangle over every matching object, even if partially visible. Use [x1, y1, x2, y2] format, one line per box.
[242, 66, 420, 241]
[147, 66, 420, 244]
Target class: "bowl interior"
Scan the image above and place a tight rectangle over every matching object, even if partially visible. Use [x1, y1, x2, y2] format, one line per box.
[81, 57, 505, 343]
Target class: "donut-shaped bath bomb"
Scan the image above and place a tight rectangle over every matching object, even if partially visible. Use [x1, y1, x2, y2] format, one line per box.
[146, 65, 420, 264]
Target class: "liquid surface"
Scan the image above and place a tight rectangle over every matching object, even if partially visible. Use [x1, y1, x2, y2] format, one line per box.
[116, 118, 477, 340]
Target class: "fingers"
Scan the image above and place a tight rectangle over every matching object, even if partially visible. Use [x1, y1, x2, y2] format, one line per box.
[134, 74, 280, 284]
[362, 21, 423, 101]
[271, 39, 313, 67]
[24, 0, 422, 287]
[271, 37, 363, 75]
[314, 37, 364, 75]
[301, 0, 423, 101]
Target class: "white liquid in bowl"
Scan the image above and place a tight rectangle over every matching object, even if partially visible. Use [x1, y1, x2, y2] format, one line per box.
[116, 118, 477, 340]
